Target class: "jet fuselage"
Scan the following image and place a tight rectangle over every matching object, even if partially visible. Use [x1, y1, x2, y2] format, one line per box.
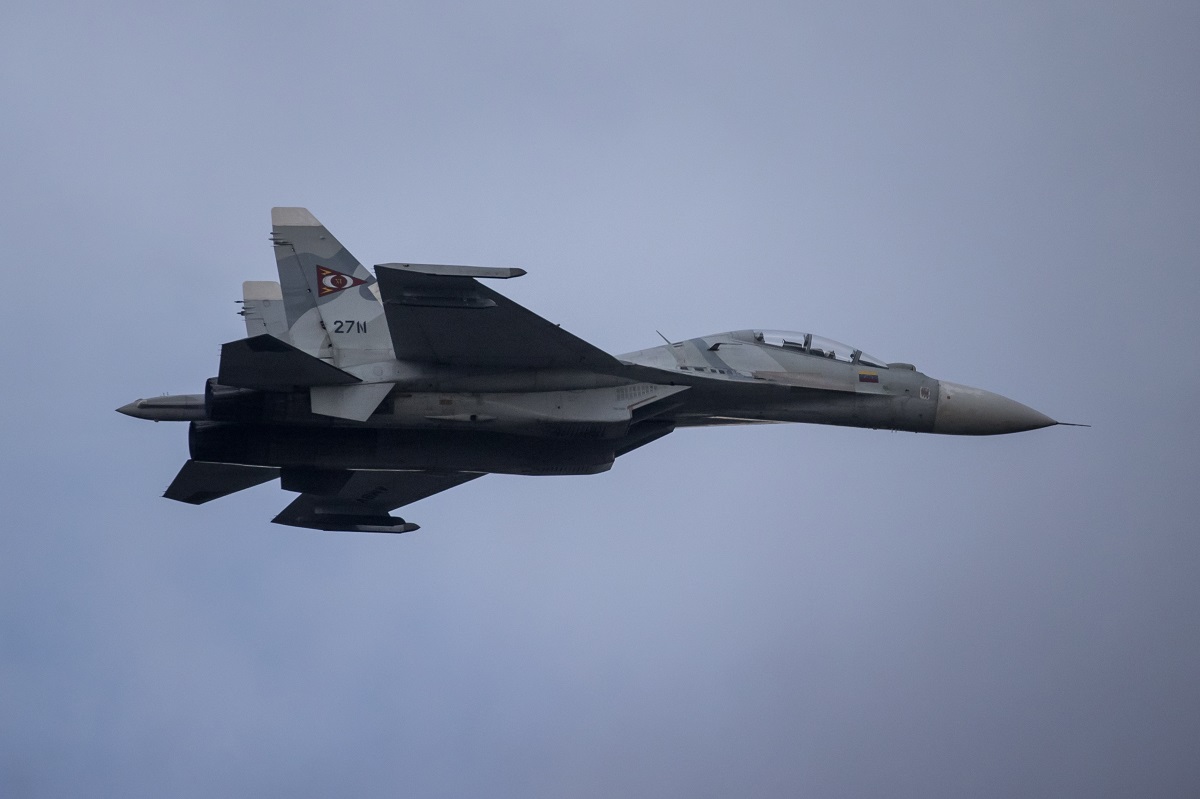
[118, 208, 1061, 532]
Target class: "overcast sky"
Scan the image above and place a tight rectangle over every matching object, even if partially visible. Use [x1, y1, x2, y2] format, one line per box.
[3, 1, 1199, 796]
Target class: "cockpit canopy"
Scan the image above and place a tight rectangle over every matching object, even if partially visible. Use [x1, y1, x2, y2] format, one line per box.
[753, 330, 889, 368]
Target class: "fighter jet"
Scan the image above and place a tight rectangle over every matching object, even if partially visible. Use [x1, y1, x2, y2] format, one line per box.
[119, 207, 1062, 533]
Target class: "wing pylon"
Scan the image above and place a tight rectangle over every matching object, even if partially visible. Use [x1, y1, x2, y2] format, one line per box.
[273, 469, 485, 533]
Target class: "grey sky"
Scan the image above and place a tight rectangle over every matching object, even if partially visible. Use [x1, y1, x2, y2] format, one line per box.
[3, 1, 1199, 796]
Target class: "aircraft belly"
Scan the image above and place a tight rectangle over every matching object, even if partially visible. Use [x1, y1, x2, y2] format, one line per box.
[188, 422, 621, 476]
[378, 384, 687, 438]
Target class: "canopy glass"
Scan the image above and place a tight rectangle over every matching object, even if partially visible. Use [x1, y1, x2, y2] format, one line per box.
[753, 330, 889, 368]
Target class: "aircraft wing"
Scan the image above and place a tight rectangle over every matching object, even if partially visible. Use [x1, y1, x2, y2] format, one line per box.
[375, 263, 623, 371]
[272, 468, 484, 533]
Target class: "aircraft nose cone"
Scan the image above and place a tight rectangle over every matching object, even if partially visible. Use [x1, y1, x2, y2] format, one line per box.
[116, 400, 146, 418]
[933, 381, 1057, 435]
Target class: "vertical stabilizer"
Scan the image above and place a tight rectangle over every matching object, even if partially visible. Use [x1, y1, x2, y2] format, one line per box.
[270, 207, 393, 358]
[240, 281, 288, 339]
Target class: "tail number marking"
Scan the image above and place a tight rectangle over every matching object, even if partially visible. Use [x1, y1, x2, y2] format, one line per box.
[331, 320, 367, 334]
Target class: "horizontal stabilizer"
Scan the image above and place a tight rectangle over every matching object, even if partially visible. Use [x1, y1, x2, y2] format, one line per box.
[218, 334, 361, 390]
[164, 460, 280, 504]
[310, 382, 394, 422]
[375, 265, 621, 370]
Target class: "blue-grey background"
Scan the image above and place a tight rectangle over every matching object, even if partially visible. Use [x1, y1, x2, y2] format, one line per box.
[3, 2, 1198, 796]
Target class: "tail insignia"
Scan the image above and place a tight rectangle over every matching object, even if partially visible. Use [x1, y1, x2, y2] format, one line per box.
[317, 265, 367, 297]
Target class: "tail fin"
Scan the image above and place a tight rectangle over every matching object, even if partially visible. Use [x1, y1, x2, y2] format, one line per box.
[239, 281, 288, 339]
[270, 207, 392, 357]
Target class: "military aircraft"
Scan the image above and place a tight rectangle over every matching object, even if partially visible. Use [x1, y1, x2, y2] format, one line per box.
[119, 208, 1062, 533]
